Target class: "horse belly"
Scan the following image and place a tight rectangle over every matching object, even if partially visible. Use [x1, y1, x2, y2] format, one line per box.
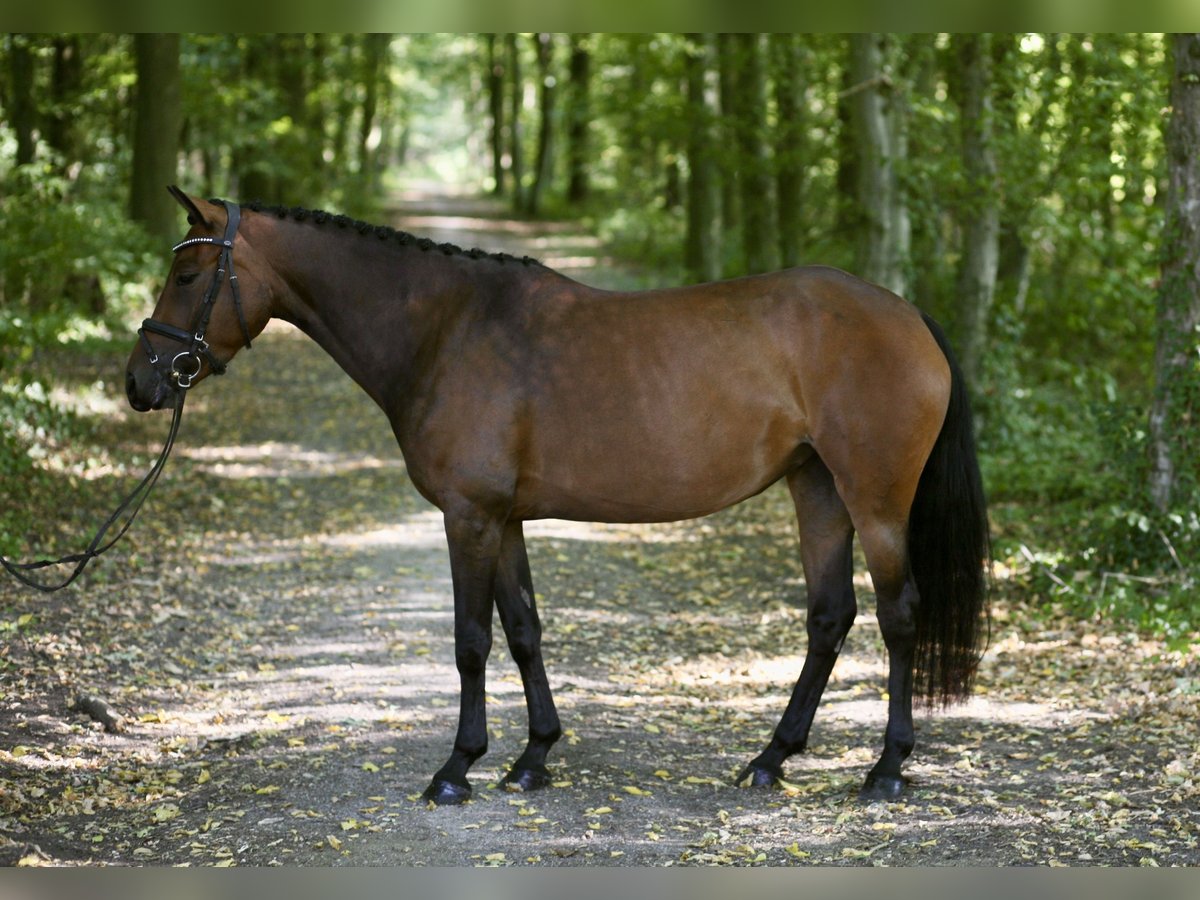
[516, 383, 806, 523]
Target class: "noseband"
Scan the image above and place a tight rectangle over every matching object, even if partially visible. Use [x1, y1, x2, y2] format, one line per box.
[138, 199, 253, 389]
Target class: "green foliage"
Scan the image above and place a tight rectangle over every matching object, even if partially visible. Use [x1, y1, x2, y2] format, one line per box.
[0, 379, 78, 552]
[0, 32, 1192, 637]
[0, 167, 156, 325]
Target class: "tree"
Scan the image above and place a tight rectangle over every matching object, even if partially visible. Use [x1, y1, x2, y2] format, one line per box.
[732, 34, 779, 275]
[130, 34, 181, 242]
[952, 33, 1001, 394]
[684, 33, 721, 283]
[847, 33, 909, 296]
[7, 34, 37, 167]
[47, 35, 84, 173]
[565, 34, 591, 205]
[526, 33, 557, 216]
[506, 33, 526, 213]
[485, 34, 506, 195]
[1148, 33, 1200, 514]
[716, 34, 742, 241]
[772, 34, 806, 268]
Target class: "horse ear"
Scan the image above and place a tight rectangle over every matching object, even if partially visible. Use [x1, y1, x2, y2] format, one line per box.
[166, 185, 212, 228]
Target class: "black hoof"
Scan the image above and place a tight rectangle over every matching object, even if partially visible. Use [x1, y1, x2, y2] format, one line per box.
[501, 766, 552, 793]
[422, 778, 472, 805]
[858, 773, 908, 801]
[736, 764, 782, 789]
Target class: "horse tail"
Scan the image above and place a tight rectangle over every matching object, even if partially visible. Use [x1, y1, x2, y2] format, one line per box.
[907, 311, 991, 707]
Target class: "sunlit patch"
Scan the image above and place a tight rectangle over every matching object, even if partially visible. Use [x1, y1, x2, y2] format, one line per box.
[181, 442, 403, 480]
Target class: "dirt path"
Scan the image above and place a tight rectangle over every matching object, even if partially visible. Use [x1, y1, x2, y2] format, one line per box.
[2, 190, 1198, 866]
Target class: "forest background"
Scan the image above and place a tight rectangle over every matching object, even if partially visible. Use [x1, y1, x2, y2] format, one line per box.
[1, 32, 1198, 641]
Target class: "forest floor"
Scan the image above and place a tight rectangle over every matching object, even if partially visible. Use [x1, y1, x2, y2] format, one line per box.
[2, 187, 1198, 867]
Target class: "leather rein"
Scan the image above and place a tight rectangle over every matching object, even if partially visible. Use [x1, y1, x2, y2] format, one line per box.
[1, 201, 250, 592]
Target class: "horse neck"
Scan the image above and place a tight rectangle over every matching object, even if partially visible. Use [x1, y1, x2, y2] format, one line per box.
[263, 221, 518, 412]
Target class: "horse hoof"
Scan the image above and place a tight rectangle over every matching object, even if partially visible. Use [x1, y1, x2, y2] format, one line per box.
[736, 764, 781, 789]
[858, 773, 908, 801]
[501, 766, 552, 793]
[422, 779, 472, 805]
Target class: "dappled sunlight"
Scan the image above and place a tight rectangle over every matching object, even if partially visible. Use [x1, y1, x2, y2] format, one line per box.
[181, 442, 403, 480]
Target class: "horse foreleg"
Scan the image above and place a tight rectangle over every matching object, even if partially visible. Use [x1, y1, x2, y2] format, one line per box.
[493, 521, 562, 792]
[739, 459, 857, 788]
[423, 503, 504, 805]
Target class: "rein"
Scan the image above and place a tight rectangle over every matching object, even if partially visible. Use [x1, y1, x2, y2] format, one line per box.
[1, 397, 186, 592]
[1, 201, 248, 593]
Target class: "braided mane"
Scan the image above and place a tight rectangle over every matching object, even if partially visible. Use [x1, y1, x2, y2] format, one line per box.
[240, 200, 541, 267]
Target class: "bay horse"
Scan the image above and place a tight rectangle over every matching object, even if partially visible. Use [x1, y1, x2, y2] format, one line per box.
[126, 188, 989, 805]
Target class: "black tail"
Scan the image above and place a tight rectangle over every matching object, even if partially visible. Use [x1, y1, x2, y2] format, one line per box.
[908, 312, 991, 706]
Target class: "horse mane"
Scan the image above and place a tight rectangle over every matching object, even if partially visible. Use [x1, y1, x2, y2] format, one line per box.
[239, 200, 542, 268]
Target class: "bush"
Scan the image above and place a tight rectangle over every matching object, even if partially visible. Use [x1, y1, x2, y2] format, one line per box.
[0, 166, 157, 335]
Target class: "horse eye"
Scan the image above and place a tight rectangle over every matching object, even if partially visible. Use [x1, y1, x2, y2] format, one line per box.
[175, 272, 200, 286]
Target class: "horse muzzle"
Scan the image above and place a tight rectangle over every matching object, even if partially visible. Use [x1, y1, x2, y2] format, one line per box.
[125, 365, 178, 412]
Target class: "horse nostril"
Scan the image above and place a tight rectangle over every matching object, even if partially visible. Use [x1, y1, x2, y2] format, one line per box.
[126, 369, 152, 412]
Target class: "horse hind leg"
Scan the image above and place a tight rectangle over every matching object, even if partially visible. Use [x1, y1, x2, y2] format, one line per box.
[854, 519, 919, 801]
[738, 456, 857, 788]
[493, 521, 562, 792]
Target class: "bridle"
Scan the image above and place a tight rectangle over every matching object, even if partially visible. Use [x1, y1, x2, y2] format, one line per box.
[138, 199, 253, 390]
[0, 200, 254, 593]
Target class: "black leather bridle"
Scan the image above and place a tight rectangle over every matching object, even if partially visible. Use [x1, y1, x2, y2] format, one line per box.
[138, 199, 253, 389]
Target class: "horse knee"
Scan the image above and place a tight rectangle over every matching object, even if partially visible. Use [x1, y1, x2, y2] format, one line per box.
[455, 626, 493, 676]
[806, 603, 856, 653]
[500, 613, 541, 665]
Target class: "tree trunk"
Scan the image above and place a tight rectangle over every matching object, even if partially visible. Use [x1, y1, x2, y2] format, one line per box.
[357, 34, 390, 201]
[772, 34, 805, 268]
[847, 33, 909, 297]
[565, 33, 591, 205]
[716, 33, 741, 240]
[307, 33, 332, 185]
[8, 34, 37, 166]
[506, 33, 525, 213]
[526, 33, 556, 216]
[130, 34, 181, 242]
[48, 35, 84, 173]
[834, 59, 860, 244]
[486, 34, 506, 195]
[903, 34, 944, 312]
[237, 38, 275, 201]
[733, 34, 779, 275]
[1148, 33, 1200, 513]
[684, 33, 721, 284]
[278, 33, 313, 198]
[953, 33, 1001, 395]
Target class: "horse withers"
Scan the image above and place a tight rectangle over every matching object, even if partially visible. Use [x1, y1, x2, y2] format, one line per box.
[127, 188, 989, 805]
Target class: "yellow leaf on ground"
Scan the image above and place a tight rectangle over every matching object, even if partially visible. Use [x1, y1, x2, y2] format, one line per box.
[152, 804, 181, 822]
